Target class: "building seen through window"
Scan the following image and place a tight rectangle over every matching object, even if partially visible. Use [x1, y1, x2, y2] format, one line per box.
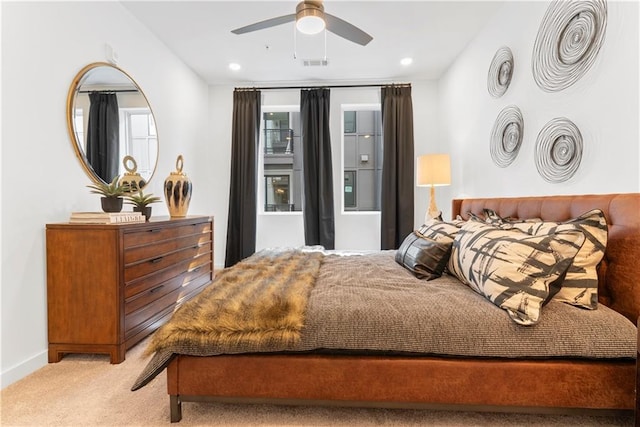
[261, 108, 382, 213]
[343, 109, 382, 212]
[263, 111, 302, 212]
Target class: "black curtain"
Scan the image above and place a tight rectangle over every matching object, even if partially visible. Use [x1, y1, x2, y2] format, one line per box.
[300, 88, 335, 250]
[380, 85, 415, 250]
[225, 89, 261, 267]
[86, 92, 120, 183]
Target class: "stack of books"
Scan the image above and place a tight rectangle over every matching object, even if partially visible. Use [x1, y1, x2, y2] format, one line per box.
[69, 211, 145, 224]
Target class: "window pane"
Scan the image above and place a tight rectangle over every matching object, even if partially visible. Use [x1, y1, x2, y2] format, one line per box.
[129, 114, 148, 137]
[344, 111, 356, 133]
[343, 109, 382, 212]
[265, 175, 292, 211]
[344, 171, 356, 208]
[262, 111, 302, 212]
[73, 108, 85, 147]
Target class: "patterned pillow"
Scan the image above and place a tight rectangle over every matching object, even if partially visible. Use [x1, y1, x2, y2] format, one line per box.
[448, 221, 586, 325]
[396, 232, 452, 280]
[483, 209, 607, 309]
[483, 209, 541, 225]
[416, 218, 462, 244]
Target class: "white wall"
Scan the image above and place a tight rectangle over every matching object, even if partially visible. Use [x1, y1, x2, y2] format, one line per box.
[438, 0, 640, 206]
[1, 2, 209, 387]
[208, 81, 437, 263]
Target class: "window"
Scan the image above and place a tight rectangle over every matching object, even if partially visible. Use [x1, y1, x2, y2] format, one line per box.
[342, 108, 383, 212]
[121, 109, 157, 178]
[260, 109, 303, 212]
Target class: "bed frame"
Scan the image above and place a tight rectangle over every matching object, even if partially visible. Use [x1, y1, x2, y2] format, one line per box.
[165, 193, 640, 422]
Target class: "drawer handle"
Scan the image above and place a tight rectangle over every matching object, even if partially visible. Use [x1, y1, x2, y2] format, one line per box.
[150, 257, 164, 264]
[191, 266, 202, 273]
[150, 285, 164, 294]
[148, 229, 161, 233]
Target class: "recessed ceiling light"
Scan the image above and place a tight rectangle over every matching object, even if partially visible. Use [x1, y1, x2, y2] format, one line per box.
[400, 57, 413, 66]
[229, 62, 241, 71]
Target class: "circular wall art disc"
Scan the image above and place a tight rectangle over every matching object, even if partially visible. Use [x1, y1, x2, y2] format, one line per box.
[532, 0, 607, 92]
[490, 105, 524, 167]
[488, 46, 514, 98]
[535, 117, 583, 183]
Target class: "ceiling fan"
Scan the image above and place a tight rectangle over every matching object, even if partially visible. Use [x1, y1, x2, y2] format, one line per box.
[231, 0, 373, 46]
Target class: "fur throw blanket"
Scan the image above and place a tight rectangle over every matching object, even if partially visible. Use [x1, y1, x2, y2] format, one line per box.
[144, 248, 325, 356]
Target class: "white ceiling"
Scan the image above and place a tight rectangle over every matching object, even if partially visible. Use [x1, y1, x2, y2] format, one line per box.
[122, 0, 505, 85]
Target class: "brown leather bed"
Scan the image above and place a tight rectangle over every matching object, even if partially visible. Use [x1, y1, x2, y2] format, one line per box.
[159, 193, 639, 422]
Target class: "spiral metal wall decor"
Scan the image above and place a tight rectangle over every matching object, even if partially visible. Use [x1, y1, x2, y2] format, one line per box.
[532, 0, 607, 92]
[487, 47, 514, 98]
[535, 118, 583, 183]
[490, 105, 524, 168]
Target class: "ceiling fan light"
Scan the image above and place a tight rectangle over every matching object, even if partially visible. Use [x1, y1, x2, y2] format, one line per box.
[296, 9, 325, 35]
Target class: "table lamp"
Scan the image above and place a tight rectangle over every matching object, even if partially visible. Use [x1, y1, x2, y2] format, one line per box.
[417, 154, 451, 222]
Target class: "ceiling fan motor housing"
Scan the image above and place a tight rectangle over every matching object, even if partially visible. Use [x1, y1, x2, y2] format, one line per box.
[296, 1, 325, 21]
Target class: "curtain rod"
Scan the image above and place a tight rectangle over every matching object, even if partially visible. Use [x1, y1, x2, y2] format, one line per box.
[78, 89, 138, 93]
[235, 83, 411, 91]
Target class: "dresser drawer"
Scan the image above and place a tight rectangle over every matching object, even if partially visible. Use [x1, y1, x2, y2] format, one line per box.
[124, 242, 212, 283]
[124, 271, 211, 339]
[124, 263, 212, 315]
[124, 222, 211, 248]
[124, 233, 212, 265]
[125, 254, 212, 301]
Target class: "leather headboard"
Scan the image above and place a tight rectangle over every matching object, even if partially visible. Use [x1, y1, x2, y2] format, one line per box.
[452, 193, 640, 323]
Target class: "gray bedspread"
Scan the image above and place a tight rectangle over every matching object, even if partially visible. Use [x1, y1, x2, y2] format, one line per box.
[132, 250, 636, 390]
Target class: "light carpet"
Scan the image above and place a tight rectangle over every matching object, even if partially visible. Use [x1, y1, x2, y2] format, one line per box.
[0, 340, 633, 426]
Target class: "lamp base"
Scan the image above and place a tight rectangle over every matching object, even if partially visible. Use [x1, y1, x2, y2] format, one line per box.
[424, 185, 442, 223]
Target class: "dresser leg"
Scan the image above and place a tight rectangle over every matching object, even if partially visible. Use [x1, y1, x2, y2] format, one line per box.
[110, 345, 126, 364]
[48, 347, 63, 363]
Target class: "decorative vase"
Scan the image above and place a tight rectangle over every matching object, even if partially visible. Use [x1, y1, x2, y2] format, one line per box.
[133, 206, 152, 221]
[101, 197, 123, 213]
[119, 155, 146, 193]
[164, 155, 192, 218]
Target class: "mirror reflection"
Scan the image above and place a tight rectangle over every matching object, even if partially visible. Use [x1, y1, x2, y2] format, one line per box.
[67, 62, 158, 187]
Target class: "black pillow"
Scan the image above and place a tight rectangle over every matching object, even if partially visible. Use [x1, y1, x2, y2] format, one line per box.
[395, 232, 453, 280]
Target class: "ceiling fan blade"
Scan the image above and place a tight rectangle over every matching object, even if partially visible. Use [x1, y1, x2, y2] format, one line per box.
[231, 14, 296, 35]
[324, 13, 373, 46]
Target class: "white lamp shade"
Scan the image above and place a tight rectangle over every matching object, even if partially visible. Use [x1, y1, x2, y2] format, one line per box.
[417, 154, 451, 187]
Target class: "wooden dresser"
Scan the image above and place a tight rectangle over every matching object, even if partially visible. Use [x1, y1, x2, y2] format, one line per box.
[46, 216, 213, 363]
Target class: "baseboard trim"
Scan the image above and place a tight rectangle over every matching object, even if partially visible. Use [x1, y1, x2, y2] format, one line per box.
[1, 349, 48, 389]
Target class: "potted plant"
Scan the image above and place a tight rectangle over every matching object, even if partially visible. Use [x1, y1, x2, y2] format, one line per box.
[87, 175, 130, 213]
[125, 190, 161, 221]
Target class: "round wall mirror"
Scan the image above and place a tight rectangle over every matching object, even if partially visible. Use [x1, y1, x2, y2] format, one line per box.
[66, 62, 159, 188]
